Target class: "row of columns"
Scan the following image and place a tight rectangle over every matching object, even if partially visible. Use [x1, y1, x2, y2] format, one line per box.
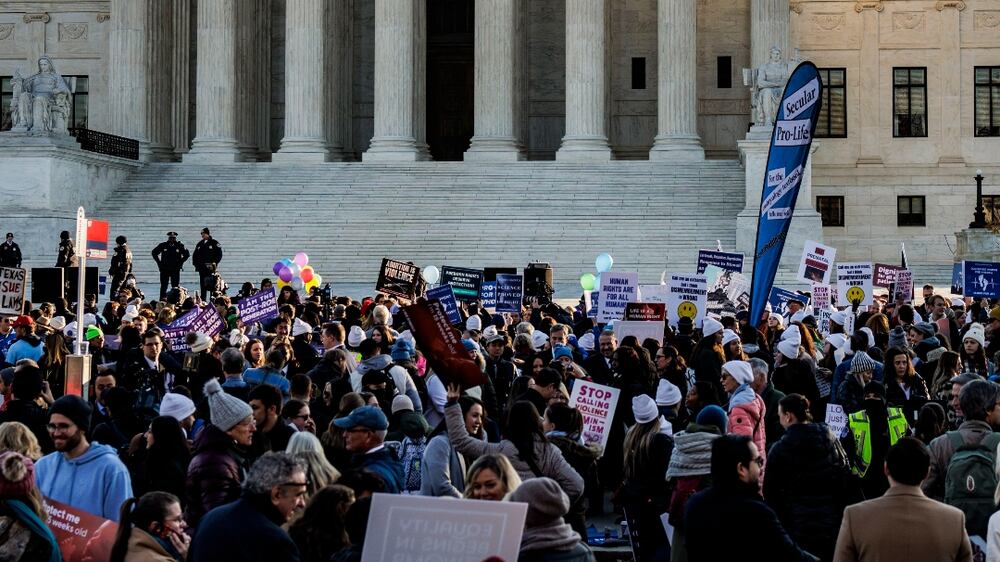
[108, 0, 787, 163]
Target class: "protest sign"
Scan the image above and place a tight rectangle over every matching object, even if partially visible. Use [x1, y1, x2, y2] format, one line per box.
[162, 307, 200, 351]
[588, 290, 599, 318]
[797, 240, 836, 284]
[952, 263, 964, 295]
[188, 305, 226, 338]
[376, 258, 421, 300]
[817, 309, 832, 335]
[0, 267, 26, 316]
[624, 302, 666, 322]
[696, 250, 744, 274]
[427, 284, 462, 325]
[479, 281, 497, 308]
[873, 263, 904, 288]
[568, 380, 621, 454]
[894, 270, 913, 302]
[615, 320, 665, 346]
[811, 284, 831, 310]
[705, 265, 750, 314]
[403, 300, 486, 388]
[638, 284, 669, 304]
[495, 274, 523, 313]
[825, 404, 848, 438]
[667, 274, 708, 328]
[836, 262, 874, 307]
[85, 219, 110, 259]
[45, 497, 117, 562]
[362, 493, 527, 562]
[963, 261, 1000, 299]
[598, 272, 639, 323]
[441, 266, 484, 302]
[238, 288, 278, 324]
[768, 287, 803, 316]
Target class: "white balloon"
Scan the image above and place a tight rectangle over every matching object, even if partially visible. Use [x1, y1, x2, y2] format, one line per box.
[291, 278, 304, 290]
[422, 265, 440, 285]
[289, 263, 303, 277]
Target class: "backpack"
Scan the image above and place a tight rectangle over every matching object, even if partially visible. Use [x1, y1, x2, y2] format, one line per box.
[943, 431, 1000, 537]
[398, 436, 427, 494]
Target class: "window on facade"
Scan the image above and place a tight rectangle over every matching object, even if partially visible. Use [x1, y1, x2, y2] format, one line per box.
[893, 67, 927, 138]
[816, 196, 845, 227]
[631, 58, 646, 90]
[717, 56, 732, 89]
[816, 68, 846, 138]
[897, 196, 926, 227]
[975, 66, 1000, 137]
[1, 75, 88, 130]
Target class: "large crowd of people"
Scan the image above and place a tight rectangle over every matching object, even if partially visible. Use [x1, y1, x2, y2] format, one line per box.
[0, 235, 998, 561]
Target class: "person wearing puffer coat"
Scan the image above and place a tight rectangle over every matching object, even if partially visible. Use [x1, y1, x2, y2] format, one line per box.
[721, 361, 767, 466]
[772, 326, 821, 416]
[763, 394, 858, 562]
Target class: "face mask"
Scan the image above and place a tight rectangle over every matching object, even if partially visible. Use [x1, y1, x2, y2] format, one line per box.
[864, 398, 884, 412]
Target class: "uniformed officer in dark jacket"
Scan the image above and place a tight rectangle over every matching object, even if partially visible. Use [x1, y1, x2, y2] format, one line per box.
[192, 227, 223, 300]
[56, 230, 78, 268]
[151, 231, 190, 299]
[0, 233, 21, 268]
[108, 235, 133, 298]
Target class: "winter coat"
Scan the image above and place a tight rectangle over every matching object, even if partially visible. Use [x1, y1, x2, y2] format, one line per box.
[690, 346, 723, 385]
[760, 383, 787, 451]
[189, 495, 299, 562]
[3, 335, 43, 366]
[837, 374, 869, 415]
[192, 237, 223, 273]
[420, 433, 473, 498]
[185, 424, 248, 527]
[728, 393, 767, 463]
[110, 244, 133, 278]
[351, 446, 404, 494]
[684, 482, 820, 562]
[125, 527, 182, 562]
[0, 399, 54, 453]
[56, 239, 77, 268]
[445, 402, 584, 501]
[763, 422, 855, 562]
[549, 433, 601, 538]
[0, 241, 22, 268]
[923, 419, 993, 501]
[151, 241, 189, 271]
[35, 443, 133, 522]
[773, 356, 821, 404]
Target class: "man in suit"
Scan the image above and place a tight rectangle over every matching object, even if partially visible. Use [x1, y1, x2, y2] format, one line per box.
[582, 330, 616, 385]
[833, 437, 972, 562]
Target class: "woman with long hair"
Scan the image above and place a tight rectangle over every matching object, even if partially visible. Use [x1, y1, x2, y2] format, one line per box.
[288, 485, 355, 562]
[0, 451, 60, 562]
[882, 346, 929, 417]
[722, 330, 749, 362]
[543, 403, 599, 538]
[929, 350, 962, 401]
[690, 320, 726, 392]
[132, 416, 191, 502]
[960, 323, 992, 378]
[0, 422, 42, 461]
[39, 331, 68, 398]
[865, 313, 891, 351]
[656, 344, 690, 401]
[243, 339, 265, 369]
[286, 432, 341, 497]
[721, 361, 767, 463]
[446, 385, 583, 502]
[421, 394, 486, 497]
[110, 492, 188, 562]
[620, 395, 673, 562]
[462, 454, 522, 501]
[321, 393, 365, 471]
[685, 380, 721, 421]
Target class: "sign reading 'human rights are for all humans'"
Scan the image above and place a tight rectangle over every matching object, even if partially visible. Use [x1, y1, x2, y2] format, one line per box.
[597, 272, 638, 323]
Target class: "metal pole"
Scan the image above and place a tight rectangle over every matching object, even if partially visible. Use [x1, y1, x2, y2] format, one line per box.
[74, 207, 87, 355]
[971, 169, 987, 229]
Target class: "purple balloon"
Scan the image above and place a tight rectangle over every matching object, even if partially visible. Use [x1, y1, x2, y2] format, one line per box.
[273, 261, 284, 275]
[278, 266, 293, 283]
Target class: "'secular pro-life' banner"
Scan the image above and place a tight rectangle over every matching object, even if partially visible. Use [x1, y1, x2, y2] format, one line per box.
[749, 62, 823, 326]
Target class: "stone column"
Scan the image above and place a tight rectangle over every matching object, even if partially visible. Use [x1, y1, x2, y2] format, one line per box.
[557, 0, 612, 161]
[325, 0, 352, 160]
[751, 0, 789, 70]
[937, 3, 964, 165]
[465, 0, 524, 161]
[364, 0, 429, 161]
[108, 0, 151, 158]
[171, 0, 191, 156]
[184, 0, 241, 163]
[255, 0, 272, 160]
[856, 2, 882, 165]
[275, 0, 329, 162]
[649, 0, 704, 161]
[146, 0, 175, 161]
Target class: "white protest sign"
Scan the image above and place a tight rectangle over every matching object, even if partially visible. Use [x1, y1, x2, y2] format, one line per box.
[837, 262, 874, 307]
[597, 272, 638, 323]
[817, 309, 833, 336]
[825, 404, 848, 438]
[811, 284, 831, 310]
[667, 274, 707, 328]
[638, 284, 669, 304]
[798, 240, 836, 285]
[568, 380, 621, 455]
[362, 493, 527, 562]
[894, 270, 913, 302]
[0, 267, 26, 316]
[615, 320, 665, 346]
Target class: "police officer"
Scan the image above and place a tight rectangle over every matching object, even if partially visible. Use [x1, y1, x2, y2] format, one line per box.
[56, 230, 78, 268]
[109, 235, 133, 299]
[192, 227, 223, 301]
[151, 231, 190, 299]
[0, 233, 21, 268]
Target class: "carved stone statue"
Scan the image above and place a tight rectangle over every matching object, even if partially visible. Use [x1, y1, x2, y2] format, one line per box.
[750, 46, 790, 129]
[9, 56, 72, 134]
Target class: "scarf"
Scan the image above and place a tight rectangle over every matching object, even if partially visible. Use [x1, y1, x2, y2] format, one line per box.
[666, 429, 719, 479]
[519, 519, 582, 553]
[728, 383, 756, 410]
[3, 499, 60, 562]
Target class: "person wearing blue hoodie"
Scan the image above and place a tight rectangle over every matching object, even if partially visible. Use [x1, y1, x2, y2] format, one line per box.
[36, 395, 133, 522]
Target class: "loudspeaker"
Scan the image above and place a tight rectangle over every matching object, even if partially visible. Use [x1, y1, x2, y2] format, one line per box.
[64, 267, 99, 300]
[31, 268, 64, 303]
[524, 262, 554, 300]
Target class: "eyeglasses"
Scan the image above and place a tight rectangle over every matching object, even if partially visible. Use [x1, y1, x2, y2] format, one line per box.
[46, 423, 75, 433]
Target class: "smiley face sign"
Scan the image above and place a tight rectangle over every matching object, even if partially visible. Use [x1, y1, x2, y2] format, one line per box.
[845, 286, 865, 304]
[677, 301, 698, 319]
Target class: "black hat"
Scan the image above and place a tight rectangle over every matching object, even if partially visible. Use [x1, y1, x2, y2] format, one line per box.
[49, 395, 93, 433]
[59, 231, 70, 240]
[167, 231, 178, 237]
[863, 381, 886, 400]
[115, 235, 127, 245]
[201, 227, 210, 235]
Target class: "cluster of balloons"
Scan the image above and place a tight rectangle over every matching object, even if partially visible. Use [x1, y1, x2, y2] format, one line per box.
[580, 253, 614, 291]
[422, 265, 440, 285]
[272, 252, 323, 293]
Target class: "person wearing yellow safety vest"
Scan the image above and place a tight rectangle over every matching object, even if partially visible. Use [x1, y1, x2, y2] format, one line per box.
[842, 381, 910, 499]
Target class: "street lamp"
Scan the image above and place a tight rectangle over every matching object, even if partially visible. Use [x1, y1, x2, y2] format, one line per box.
[970, 169, 987, 229]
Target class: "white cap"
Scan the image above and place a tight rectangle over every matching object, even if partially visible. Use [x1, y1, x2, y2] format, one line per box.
[721, 329, 740, 346]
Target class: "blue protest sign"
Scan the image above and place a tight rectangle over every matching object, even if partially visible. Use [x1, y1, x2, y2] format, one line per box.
[427, 284, 462, 325]
[952, 262, 964, 295]
[238, 288, 279, 324]
[495, 274, 523, 313]
[749, 62, 823, 327]
[162, 307, 201, 352]
[697, 250, 744, 274]
[768, 287, 804, 316]
[963, 261, 1000, 299]
[480, 281, 497, 308]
